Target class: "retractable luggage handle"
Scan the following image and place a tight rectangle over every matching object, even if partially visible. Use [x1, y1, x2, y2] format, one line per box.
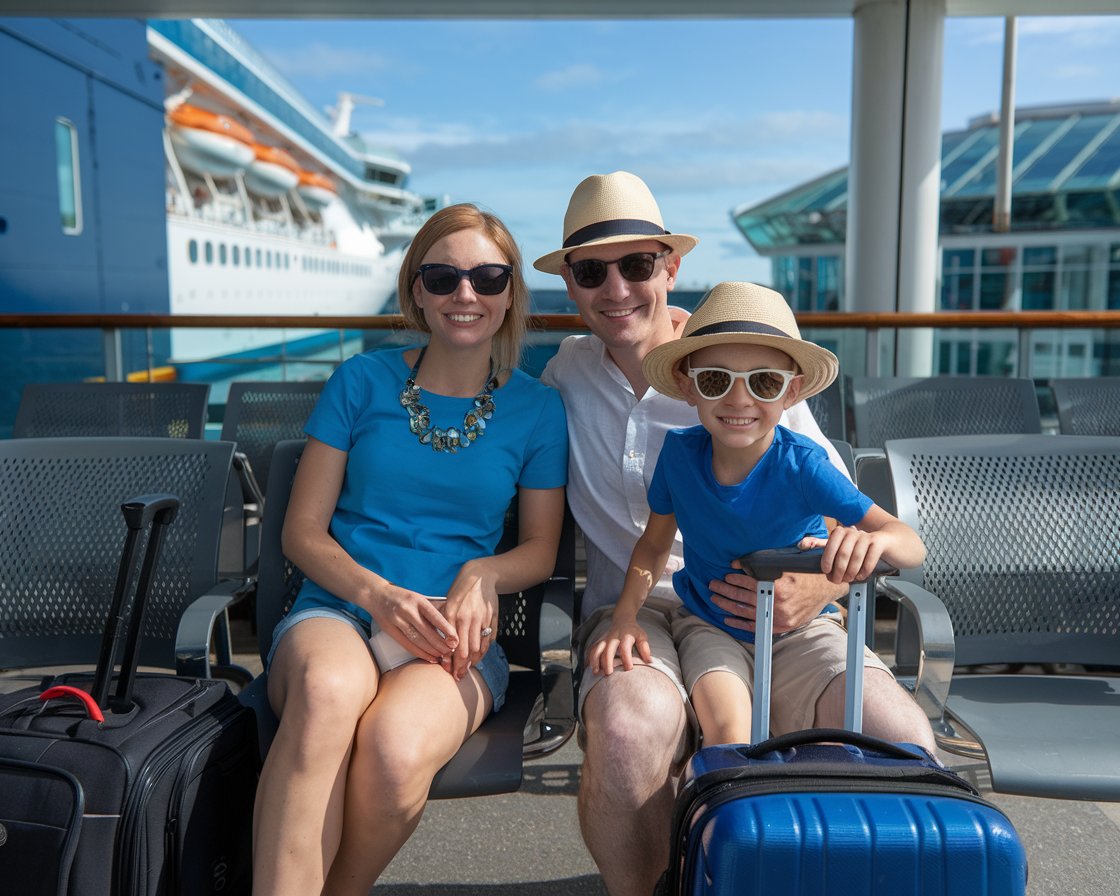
[741, 548, 895, 742]
[89, 494, 180, 712]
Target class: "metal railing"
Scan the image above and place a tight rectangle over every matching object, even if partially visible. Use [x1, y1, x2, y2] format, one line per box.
[4, 308, 1120, 377]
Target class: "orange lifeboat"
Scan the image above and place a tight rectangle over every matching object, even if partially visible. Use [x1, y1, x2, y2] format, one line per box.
[296, 170, 338, 210]
[167, 104, 255, 176]
[244, 143, 301, 196]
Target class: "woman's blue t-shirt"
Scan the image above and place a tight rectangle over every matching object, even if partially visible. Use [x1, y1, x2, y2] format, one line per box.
[293, 346, 568, 623]
[648, 424, 872, 640]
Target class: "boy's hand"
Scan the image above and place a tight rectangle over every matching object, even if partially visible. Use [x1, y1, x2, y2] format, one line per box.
[586, 618, 652, 675]
[800, 528, 887, 584]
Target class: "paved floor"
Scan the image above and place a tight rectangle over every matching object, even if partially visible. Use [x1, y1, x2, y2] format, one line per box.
[231, 617, 1120, 895]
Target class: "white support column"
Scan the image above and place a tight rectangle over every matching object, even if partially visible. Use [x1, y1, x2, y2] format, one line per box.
[847, 0, 945, 376]
[897, 0, 945, 376]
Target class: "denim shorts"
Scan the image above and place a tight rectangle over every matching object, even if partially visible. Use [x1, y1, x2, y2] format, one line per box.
[267, 602, 509, 713]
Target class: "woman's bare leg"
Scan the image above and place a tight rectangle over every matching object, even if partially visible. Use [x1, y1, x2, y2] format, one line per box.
[252, 619, 379, 896]
[322, 663, 491, 895]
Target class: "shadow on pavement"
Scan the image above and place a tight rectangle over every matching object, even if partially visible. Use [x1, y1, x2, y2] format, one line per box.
[376, 876, 606, 895]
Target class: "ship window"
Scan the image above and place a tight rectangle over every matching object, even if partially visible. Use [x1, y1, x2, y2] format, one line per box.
[256, 249, 262, 267]
[188, 239, 199, 264]
[219, 243, 228, 266]
[232, 245, 240, 266]
[54, 118, 82, 235]
[205, 241, 214, 264]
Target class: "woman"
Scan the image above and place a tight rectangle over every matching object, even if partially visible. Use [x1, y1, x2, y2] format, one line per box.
[251, 204, 568, 895]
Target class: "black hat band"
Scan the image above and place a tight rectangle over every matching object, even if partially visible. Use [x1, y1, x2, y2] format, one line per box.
[688, 320, 792, 340]
[563, 218, 669, 249]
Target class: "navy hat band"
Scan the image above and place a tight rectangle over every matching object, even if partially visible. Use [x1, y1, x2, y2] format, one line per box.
[563, 218, 669, 249]
[688, 320, 791, 340]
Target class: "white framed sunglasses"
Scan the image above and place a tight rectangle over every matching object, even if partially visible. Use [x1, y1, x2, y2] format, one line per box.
[686, 366, 799, 402]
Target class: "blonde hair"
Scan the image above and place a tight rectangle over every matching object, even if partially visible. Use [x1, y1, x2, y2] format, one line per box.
[397, 203, 529, 375]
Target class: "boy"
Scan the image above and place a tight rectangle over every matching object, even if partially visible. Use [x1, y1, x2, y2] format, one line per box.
[586, 281, 926, 746]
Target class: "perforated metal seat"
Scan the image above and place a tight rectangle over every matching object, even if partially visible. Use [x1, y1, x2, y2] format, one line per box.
[806, 378, 845, 441]
[880, 434, 1120, 800]
[1051, 377, 1120, 436]
[0, 437, 246, 684]
[238, 439, 577, 799]
[220, 381, 324, 497]
[218, 381, 325, 580]
[13, 382, 210, 439]
[846, 376, 1041, 448]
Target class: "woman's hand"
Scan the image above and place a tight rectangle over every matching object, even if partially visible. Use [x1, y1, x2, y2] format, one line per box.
[442, 560, 500, 680]
[586, 615, 652, 676]
[369, 583, 459, 664]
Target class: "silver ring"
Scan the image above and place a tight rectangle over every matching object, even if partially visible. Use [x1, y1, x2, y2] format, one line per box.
[407, 627, 419, 640]
[480, 626, 493, 638]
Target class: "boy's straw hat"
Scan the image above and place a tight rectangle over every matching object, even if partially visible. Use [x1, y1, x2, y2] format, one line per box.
[533, 171, 698, 274]
[642, 281, 839, 402]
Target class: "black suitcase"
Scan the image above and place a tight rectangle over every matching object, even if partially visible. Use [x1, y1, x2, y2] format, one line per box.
[0, 494, 258, 896]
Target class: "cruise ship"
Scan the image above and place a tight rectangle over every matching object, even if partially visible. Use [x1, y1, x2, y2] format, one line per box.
[0, 18, 438, 369]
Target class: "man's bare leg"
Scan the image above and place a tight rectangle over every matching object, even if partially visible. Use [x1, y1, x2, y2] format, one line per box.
[579, 666, 688, 896]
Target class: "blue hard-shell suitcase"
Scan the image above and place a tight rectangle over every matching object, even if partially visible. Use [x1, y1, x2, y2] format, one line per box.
[660, 548, 1028, 896]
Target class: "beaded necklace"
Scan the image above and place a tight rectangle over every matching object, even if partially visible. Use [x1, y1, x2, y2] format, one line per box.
[399, 347, 498, 453]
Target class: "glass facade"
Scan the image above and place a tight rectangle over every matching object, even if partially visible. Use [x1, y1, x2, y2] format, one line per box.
[732, 101, 1120, 377]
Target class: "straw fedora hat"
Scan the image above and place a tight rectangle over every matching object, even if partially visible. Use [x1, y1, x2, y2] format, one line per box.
[642, 282, 839, 403]
[533, 171, 698, 274]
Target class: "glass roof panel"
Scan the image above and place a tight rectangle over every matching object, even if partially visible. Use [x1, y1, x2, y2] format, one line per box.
[1016, 115, 1112, 193]
[1063, 123, 1120, 191]
[941, 128, 998, 192]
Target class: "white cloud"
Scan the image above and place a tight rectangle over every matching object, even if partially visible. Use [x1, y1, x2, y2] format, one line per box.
[533, 63, 611, 91]
[1018, 16, 1120, 44]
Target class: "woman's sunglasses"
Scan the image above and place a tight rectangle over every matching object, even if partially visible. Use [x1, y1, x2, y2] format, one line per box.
[567, 250, 670, 289]
[415, 263, 513, 296]
[687, 366, 799, 402]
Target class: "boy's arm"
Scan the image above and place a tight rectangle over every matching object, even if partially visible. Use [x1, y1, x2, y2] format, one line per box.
[807, 504, 926, 584]
[587, 511, 678, 675]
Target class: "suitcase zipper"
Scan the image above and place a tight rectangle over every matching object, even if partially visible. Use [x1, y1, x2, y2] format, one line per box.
[116, 692, 243, 894]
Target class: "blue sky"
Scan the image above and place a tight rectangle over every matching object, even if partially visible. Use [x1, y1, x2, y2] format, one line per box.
[232, 15, 1120, 291]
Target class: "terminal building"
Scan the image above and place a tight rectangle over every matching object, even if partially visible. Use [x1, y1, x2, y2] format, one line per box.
[732, 100, 1120, 378]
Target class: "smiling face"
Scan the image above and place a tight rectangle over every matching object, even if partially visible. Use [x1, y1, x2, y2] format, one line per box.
[676, 341, 803, 471]
[561, 238, 680, 359]
[412, 228, 513, 355]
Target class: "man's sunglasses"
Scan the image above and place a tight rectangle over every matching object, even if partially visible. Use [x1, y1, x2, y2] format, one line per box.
[687, 366, 799, 402]
[567, 250, 670, 289]
[415, 263, 513, 296]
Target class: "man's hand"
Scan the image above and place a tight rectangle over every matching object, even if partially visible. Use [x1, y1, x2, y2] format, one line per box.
[708, 559, 847, 633]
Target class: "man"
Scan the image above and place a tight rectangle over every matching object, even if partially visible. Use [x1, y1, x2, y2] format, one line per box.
[537, 171, 935, 896]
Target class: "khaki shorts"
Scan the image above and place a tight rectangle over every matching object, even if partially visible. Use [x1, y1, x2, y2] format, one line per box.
[577, 600, 892, 740]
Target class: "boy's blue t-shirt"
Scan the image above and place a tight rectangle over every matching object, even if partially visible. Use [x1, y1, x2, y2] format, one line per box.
[647, 424, 872, 641]
[293, 346, 568, 623]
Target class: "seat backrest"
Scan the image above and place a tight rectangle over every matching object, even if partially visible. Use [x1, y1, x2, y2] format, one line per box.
[0, 437, 234, 671]
[254, 438, 570, 673]
[13, 382, 210, 439]
[828, 438, 856, 479]
[886, 434, 1120, 668]
[1050, 377, 1120, 436]
[846, 376, 1041, 449]
[806, 378, 845, 441]
[220, 382, 324, 495]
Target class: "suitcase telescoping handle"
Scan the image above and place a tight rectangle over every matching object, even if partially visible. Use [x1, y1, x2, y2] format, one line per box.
[90, 494, 180, 713]
[740, 547, 895, 743]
